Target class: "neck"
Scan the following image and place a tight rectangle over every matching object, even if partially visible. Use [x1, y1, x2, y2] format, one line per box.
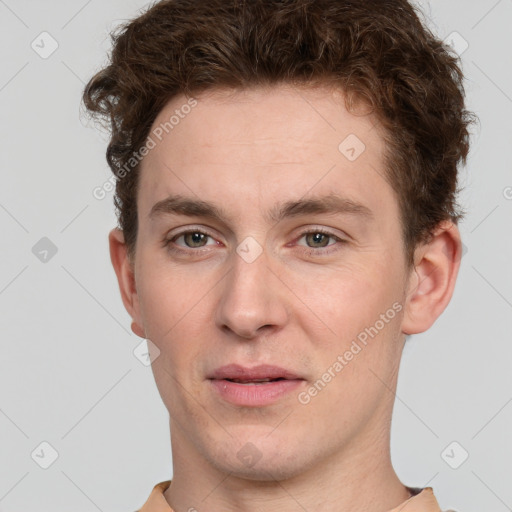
[164, 417, 410, 512]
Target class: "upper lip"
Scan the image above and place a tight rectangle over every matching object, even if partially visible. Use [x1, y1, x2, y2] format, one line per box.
[209, 364, 303, 381]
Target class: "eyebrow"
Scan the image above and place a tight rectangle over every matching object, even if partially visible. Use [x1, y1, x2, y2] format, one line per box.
[148, 193, 374, 225]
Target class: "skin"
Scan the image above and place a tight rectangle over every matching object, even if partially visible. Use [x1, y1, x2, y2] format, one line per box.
[109, 84, 462, 512]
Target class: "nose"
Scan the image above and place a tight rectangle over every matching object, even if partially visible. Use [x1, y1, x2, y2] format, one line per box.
[214, 248, 289, 340]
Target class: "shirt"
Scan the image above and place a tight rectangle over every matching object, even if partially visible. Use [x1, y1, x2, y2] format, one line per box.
[137, 480, 450, 512]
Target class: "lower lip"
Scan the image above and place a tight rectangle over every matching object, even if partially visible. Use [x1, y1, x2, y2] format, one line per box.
[209, 378, 304, 406]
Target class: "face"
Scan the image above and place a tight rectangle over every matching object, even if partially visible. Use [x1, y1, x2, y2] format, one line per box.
[125, 85, 414, 480]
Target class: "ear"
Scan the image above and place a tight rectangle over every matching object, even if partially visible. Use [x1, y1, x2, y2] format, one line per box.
[401, 221, 462, 335]
[108, 228, 146, 338]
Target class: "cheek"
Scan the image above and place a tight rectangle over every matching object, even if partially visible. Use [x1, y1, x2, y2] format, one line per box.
[139, 266, 211, 403]
[284, 260, 403, 341]
[136, 284, 216, 399]
[136, 260, 211, 339]
[301, 305, 404, 430]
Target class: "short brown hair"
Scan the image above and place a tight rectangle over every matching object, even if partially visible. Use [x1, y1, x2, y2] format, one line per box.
[82, 0, 474, 266]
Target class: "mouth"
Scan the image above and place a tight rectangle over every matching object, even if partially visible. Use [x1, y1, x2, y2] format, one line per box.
[208, 364, 305, 406]
[208, 363, 302, 381]
[223, 377, 287, 385]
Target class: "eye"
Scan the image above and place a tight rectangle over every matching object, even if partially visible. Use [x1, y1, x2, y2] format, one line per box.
[176, 231, 212, 248]
[298, 232, 337, 248]
[294, 228, 346, 255]
[164, 229, 219, 252]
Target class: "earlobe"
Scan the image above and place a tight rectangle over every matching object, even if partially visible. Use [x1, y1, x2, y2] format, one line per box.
[108, 228, 146, 338]
[401, 221, 462, 335]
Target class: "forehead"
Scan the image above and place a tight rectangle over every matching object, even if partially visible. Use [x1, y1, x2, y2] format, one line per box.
[150, 84, 382, 159]
[137, 84, 394, 225]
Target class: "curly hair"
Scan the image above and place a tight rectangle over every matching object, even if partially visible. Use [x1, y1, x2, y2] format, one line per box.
[82, 0, 474, 266]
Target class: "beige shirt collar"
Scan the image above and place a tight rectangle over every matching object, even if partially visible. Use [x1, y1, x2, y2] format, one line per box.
[138, 481, 443, 512]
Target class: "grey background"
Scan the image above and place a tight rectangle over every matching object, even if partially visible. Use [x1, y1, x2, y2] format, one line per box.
[1, 0, 511, 511]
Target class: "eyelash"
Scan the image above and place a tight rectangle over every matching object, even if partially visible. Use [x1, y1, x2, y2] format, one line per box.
[293, 228, 345, 256]
[163, 227, 346, 257]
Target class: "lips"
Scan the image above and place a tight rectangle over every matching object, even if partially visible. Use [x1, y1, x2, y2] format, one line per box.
[226, 378, 282, 384]
[208, 364, 305, 406]
[208, 363, 302, 383]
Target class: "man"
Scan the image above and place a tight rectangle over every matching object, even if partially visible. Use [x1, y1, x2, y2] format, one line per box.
[83, 0, 472, 510]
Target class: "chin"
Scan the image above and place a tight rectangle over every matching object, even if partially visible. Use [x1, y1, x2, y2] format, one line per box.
[215, 457, 307, 483]
[206, 432, 313, 482]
